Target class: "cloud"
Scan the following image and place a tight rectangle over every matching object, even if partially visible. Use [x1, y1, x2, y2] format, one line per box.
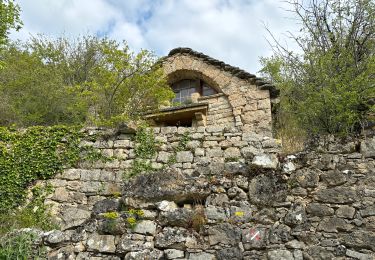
[11, 0, 299, 73]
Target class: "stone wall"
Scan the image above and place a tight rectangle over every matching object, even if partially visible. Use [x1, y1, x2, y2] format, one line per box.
[163, 52, 273, 135]
[27, 129, 375, 260]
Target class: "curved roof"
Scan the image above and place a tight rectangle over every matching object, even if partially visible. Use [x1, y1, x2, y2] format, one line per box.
[166, 47, 279, 98]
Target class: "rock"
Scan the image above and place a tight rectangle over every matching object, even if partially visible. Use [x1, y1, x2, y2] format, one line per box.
[164, 249, 185, 259]
[242, 227, 268, 249]
[205, 206, 227, 222]
[306, 203, 334, 217]
[205, 194, 229, 207]
[290, 168, 320, 188]
[267, 249, 293, 260]
[122, 168, 210, 204]
[117, 234, 154, 253]
[360, 205, 375, 217]
[157, 201, 178, 212]
[227, 186, 247, 200]
[155, 227, 197, 250]
[44, 230, 67, 244]
[251, 153, 278, 169]
[314, 187, 357, 204]
[206, 148, 223, 158]
[248, 173, 287, 206]
[283, 161, 296, 173]
[364, 216, 375, 231]
[159, 208, 194, 228]
[291, 187, 307, 196]
[234, 175, 249, 190]
[98, 219, 126, 235]
[321, 170, 347, 186]
[268, 224, 291, 244]
[47, 246, 76, 260]
[306, 246, 335, 259]
[341, 231, 375, 251]
[86, 233, 116, 253]
[360, 138, 375, 158]
[59, 206, 91, 230]
[346, 249, 373, 260]
[176, 151, 194, 163]
[92, 199, 120, 215]
[224, 147, 241, 158]
[133, 220, 157, 235]
[294, 250, 303, 260]
[286, 239, 305, 249]
[336, 205, 356, 219]
[207, 223, 241, 246]
[124, 249, 163, 260]
[157, 151, 172, 163]
[284, 204, 306, 226]
[188, 252, 216, 260]
[318, 217, 353, 232]
[216, 247, 243, 260]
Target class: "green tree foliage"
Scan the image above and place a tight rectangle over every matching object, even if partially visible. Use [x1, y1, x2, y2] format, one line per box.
[0, 36, 174, 126]
[0, 0, 22, 46]
[260, 0, 375, 136]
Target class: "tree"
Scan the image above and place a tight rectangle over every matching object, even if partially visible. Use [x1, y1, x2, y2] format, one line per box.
[260, 0, 375, 136]
[0, 0, 22, 46]
[0, 35, 174, 126]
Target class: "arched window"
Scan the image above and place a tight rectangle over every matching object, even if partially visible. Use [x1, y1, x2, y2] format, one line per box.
[172, 79, 217, 103]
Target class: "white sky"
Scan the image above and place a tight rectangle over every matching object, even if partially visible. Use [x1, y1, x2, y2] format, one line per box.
[10, 0, 299, 73]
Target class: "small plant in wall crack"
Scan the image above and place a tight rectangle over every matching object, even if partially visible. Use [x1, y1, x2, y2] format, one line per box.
[124, 209, 144, 229]
[125, 126, 158, 179]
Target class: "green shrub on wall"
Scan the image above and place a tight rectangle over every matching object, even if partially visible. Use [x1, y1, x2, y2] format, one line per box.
[0, 126, 83, 213]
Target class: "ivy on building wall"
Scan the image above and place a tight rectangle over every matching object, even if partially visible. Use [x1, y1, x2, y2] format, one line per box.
[0, 126, 84, 213]
[125, 126, 158, 178]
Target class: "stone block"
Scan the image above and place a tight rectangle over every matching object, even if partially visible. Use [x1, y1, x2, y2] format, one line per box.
[59, 206, 91, 230]
[176, 151, 193, 163]
[157, 200, 178, 212]
[60, 169, 81, 180]
[336, 205, 356, 219]
[80, 169, 101, 181]
[223, 146, 241, 159]
[124, 249, 163, 260]
[315, 187, 357, 204]
[113, 139, 132, 148]
[306, 203, 334, 217]
[251, 153, 278, 169]
[117, 234, 154, 253]
[360, 137, 375, 158]
[207, 223, 241, 246]
[86, 234, 116, 253]
[165, 249, 184, 259]
[267, 250, 293, 260]
[206, 148, 223, 158]
[157, 151, 172, 163]
[133, 220, 157, 235]
[257, 99, 270, 109]
[194, 148, 205, 156]
[188, 252, 216, 260]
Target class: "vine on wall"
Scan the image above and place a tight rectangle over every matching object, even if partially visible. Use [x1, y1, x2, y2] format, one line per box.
[0, 126, 106, 214]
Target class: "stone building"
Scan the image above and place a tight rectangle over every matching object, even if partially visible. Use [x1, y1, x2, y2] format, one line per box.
[145, 48, 279, 136]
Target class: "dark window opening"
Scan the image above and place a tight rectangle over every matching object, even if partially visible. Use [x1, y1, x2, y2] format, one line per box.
[172, 79, 217, 103]
[159, 117, 193, 127]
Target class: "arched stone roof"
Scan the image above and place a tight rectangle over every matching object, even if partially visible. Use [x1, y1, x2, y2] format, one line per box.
[165, 47, 279, 98]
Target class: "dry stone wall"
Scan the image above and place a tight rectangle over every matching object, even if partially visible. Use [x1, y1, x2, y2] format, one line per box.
[27, 129, 375, 260]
